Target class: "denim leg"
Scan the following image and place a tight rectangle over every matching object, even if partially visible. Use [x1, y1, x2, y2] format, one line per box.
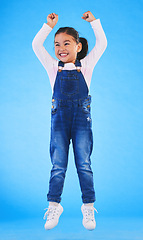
[71, 106, 96, 203]
[47, 105, 71, 203]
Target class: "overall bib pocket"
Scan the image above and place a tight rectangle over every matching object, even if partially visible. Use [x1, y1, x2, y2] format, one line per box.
[60, 74, 79, 96]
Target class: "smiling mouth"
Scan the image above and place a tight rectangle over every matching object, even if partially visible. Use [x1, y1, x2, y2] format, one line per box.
[59, 53, 69, 57]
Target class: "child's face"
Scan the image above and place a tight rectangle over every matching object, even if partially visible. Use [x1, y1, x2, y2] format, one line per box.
[54, 33, 82, 63]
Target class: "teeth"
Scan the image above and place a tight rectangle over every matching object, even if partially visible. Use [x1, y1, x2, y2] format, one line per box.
[60, 53, 68, 56]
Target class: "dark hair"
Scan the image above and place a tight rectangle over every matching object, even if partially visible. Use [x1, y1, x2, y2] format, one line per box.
[55, 27, 88, 60]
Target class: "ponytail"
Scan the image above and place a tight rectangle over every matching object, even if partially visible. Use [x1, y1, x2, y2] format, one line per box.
[77, 37, 88, 60]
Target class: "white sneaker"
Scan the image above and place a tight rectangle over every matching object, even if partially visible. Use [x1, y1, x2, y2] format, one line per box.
[43, 204, 63, 230]
[81, 204, 98, 230]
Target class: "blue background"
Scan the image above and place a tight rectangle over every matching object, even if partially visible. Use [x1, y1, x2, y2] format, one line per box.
[0, 0, 143, 223]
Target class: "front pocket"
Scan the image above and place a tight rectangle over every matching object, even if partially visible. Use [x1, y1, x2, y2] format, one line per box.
[82, 97, 91, 114]
[82, 104, 91, 114]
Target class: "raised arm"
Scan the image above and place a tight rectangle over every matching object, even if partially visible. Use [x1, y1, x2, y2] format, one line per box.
[81, 11, 107, 71]
[32, 13, 58, 73]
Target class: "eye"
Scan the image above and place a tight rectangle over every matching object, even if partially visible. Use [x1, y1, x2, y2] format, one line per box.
[65, 42, 70, 46]
[55, 43, 60, 47]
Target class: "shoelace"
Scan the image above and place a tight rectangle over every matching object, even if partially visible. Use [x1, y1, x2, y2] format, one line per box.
[43, 207, 57, 220]
[83, 207, 98, 222]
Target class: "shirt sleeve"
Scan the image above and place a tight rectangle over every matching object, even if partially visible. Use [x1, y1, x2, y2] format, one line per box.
[81, 19, 107, 87]
[32, 23, 58, 88]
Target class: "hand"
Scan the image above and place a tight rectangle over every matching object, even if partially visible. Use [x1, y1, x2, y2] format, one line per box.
[47, 13, 58, 28]
[82, 11, 96, 22]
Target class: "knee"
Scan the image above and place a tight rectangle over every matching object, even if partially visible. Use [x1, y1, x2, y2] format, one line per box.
[52, 163, 67, 173]
[76, 160, 92, 173]
[50, 165, 67, 181]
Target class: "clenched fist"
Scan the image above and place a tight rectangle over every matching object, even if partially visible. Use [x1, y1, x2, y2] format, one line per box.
[82, 11, 96, 22]
[47, 13, 58, 28]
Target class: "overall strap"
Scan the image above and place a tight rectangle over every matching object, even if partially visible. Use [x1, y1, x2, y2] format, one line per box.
[58, 61, 64, 72]
[58, 60, 82, 72]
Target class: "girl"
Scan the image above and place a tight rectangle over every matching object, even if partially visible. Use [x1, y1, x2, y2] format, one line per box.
[32, 11, 107, 231]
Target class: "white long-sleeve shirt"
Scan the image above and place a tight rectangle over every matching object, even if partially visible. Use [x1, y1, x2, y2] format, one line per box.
[32, 19, 107, 91]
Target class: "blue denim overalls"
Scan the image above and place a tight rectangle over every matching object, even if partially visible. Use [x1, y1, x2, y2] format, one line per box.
[47, 60, 96, 203]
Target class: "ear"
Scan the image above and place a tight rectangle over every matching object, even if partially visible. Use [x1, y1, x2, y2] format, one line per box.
[77, 42, 82, 53]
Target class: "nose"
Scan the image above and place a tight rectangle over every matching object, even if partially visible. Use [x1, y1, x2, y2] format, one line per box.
[60, 45, 66, 51]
